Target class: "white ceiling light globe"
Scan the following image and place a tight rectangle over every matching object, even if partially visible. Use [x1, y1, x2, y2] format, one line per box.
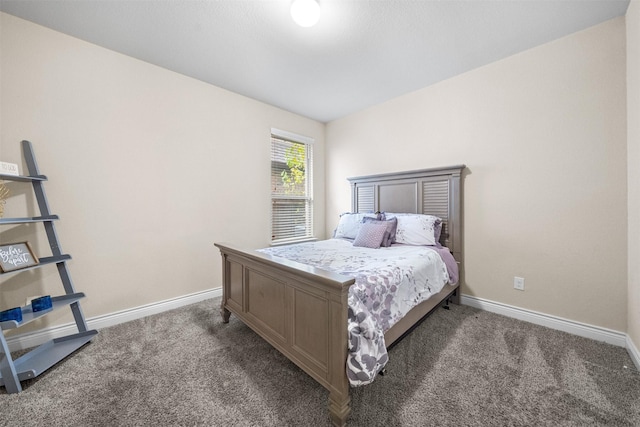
[290, 0, 321, 28]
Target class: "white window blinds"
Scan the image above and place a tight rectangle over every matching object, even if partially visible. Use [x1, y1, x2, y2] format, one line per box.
[270, 129, 313, 244]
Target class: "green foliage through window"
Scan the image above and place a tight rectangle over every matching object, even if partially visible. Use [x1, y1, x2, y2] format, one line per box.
[280, 143, 306, 195]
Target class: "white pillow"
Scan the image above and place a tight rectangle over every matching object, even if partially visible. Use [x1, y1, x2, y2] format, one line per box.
[384, 213, 441, 246]
[333, 213, 378, 240]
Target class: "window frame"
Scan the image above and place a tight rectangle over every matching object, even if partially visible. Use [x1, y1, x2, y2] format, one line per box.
[270, 128, 314, 245]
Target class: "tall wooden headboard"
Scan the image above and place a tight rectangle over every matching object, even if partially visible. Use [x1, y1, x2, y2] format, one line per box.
[348, 165, 465, 262]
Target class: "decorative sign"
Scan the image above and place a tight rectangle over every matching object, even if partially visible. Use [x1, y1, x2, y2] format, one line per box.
[0, 161, 19, 176]
[0, 242, 39, 273]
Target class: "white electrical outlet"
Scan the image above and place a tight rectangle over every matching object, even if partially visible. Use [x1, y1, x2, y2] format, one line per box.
[514, 277, 525, 291]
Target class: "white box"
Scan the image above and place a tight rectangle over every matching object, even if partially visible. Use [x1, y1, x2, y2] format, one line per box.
[0, 161, 19, 176]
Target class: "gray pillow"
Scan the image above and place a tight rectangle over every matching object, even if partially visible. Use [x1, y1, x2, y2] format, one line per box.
[353, 222, 388, 249]
[434, 221, 443, 243]
[363, 217, 397, 247]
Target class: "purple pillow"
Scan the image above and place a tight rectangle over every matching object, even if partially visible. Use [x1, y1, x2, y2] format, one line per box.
[363, 217, 397, 247]
[434, 221, 443, 243]
[353, 222, 388, 249]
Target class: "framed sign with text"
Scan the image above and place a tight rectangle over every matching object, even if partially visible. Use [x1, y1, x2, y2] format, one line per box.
[0, 242, 39, 273]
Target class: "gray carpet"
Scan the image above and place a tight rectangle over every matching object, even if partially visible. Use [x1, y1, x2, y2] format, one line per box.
[1, 298, 638, 426]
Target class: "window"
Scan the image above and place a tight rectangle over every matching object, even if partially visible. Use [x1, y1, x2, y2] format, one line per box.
[270, 128, 313, 244]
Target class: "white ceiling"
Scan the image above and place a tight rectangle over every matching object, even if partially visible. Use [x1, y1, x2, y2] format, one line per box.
[0, 0, 631, 123]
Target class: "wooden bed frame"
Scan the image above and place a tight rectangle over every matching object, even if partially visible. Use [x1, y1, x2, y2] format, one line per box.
[215, 165, 464, 426]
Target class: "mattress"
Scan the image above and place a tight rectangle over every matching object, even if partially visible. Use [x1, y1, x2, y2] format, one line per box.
[258, 238, 457, 386]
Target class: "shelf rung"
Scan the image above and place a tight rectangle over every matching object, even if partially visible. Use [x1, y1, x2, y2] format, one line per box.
[0, 292, 86, 330]
[0, 173, 47, 182]
[0, 254, 71, 276]
[0, 215, 59, 225]
[0, 330, 97, 386]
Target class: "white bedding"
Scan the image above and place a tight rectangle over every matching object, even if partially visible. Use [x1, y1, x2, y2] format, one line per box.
[258, 238, 454, 386]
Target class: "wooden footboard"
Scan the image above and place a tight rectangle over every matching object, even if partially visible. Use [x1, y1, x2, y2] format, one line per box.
[215, 242, 355, 426]
[216, 242, 460, 426]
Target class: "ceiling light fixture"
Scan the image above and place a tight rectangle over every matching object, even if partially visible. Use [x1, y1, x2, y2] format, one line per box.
[290, 0, 321, 28]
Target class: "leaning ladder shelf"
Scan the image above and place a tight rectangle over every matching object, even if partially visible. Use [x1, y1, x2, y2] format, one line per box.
[0, 140, 97, 393]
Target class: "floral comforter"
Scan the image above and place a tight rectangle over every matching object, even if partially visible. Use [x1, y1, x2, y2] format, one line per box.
[258, 238, 457, 386]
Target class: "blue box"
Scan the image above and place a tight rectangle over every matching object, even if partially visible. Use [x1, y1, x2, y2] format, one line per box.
[0, 307, 23, 323]
[31, 295, 52, 312]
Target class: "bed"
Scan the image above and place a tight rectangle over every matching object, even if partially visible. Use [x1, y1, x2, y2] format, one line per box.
[215, 165, 464, 426]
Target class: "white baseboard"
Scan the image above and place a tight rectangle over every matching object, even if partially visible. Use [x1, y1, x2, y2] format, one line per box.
[6, 288, 222, 352]
[9, 289, 638, 371]
[460, 294, 627, 348]
[626, 334, 640, 371]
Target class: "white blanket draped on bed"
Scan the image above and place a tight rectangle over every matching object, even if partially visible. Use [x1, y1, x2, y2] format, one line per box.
[258, 238, 455, 386]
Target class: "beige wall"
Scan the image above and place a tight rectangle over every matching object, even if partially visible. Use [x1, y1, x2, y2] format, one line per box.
[0, 13, 325, 332]
[0, 11, 633, 339]
[326, 18, 628, 332]
[628, 1, 640, 353]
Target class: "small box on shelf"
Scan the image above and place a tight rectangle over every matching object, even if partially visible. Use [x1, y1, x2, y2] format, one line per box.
[31, 295, 52, 312]
[0, 307, 22, 323]
[0, 161, 20, 176]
